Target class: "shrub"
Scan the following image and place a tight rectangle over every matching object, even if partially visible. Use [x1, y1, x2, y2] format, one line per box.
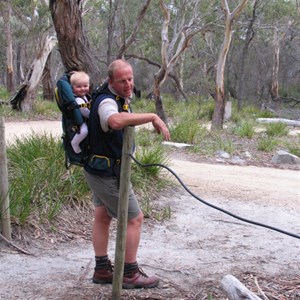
[265, 122, 289, 137]
[234, 121, 255, 139]
[285, 140, 300, 157]
[7, 134, 89, 224]
[257, 137, 278, 152]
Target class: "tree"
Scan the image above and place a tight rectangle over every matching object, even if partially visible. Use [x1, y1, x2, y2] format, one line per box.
[0, 1, 15, 93]
[49, 0, 101, 87]
[236, 0, 260, 110]
[211, 0, 249, 130]
[10, 35, 57, 111]
[146, 0, 214, 122]
[42, 53, 54, 101]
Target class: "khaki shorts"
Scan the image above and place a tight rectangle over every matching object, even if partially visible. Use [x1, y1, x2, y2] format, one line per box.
[84, 170, 141, 220]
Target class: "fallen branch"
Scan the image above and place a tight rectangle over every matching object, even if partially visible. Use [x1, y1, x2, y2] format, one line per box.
[0, 232, 34, 255]
[221, 274, 262, 300]
[256, 118, 300, 127]
[254, 277, 269, 300]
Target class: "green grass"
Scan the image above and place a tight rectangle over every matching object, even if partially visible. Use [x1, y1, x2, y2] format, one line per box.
[257, 136, 278, 152]
[265, 122, 289, 137]
[2, 95, 298, 229]
[7, 134, 89, 225]
[234, 121, 255, 139]
[4, 131, 172, 225]
[131, 140, 172, 221]
[195, 132, 236, 156]
[0, 95, 60, 121]
[285, 137, 300, 157]
[169, 119, 204, 144]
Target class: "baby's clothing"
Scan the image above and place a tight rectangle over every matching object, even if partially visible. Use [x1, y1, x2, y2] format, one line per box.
[71, 96, 90, 154]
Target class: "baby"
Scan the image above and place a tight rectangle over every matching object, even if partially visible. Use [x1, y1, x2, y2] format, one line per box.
[70, 71, 90, 154]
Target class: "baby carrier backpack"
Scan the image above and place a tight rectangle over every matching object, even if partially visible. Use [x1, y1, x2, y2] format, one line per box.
[55, 73, 90, 168]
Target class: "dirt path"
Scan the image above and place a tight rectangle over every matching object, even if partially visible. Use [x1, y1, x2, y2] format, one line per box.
[1, 120, 300, 299]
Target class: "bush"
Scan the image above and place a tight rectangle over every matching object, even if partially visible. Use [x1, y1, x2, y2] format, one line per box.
[234, 121, 255, 139]
[257, 137, 278, 152]
[265, 122, 289, 137]
[285, 138, 300, 157]
[7, 134, 89, 224]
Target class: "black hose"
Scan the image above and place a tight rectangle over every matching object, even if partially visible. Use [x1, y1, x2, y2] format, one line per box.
[129, 154, 300, 240]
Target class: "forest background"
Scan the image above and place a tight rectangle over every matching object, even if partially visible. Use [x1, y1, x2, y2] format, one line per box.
[0, 0, 300, 127]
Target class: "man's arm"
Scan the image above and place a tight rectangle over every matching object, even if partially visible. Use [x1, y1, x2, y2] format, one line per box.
[108, 112, 170, 141]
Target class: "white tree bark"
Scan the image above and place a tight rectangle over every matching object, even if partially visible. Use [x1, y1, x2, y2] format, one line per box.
[256, 118, 300, 127]
[10, 36, 57, 112]
[221, 274, 262, 300]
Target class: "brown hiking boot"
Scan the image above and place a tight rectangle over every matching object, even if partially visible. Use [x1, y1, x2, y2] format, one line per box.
[92, 260, 113, 284]
[122, 267, 159, 289]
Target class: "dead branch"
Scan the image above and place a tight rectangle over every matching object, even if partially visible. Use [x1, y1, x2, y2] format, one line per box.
[0, 232, 34, 255]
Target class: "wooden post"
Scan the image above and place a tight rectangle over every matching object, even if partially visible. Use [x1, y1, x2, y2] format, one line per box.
[0, 117, 11, 240]
[112, 126, 134, 300]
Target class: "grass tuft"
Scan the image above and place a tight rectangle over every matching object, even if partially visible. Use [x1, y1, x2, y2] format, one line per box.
[7, 134, 88, 225]
[265, 122, 289, 137]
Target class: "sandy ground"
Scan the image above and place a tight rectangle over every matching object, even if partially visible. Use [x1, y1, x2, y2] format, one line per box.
[1, 120, 300, 299]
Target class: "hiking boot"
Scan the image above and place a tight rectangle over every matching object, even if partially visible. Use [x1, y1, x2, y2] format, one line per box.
[122, 267, 159, 289]
[92, 260, 113, 284]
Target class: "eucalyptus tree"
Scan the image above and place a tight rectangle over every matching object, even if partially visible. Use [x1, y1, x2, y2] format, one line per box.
[211, 0, 249, 129]
[49, 0, 101, 86]
[122, 0, 217, 122]
[235, 0, 261, 110]
[8, 0, 57, 111]
[0, 1, 15, 93]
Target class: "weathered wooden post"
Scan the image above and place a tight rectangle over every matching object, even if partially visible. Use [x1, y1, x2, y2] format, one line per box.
[112, 126, 134, 300]
[0, 117, 11, 240]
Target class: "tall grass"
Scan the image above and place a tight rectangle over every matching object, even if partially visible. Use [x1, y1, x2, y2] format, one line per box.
[285, 135, 300, 157]
[7, 134, 88, 225]
[0, 97, 60, 121]
[265, 122, 289, 137]
[234, 121, 255, 139]
[6, 131, 172, 225]
[257, 136, 278, 152]
[131, 140, 172, 221]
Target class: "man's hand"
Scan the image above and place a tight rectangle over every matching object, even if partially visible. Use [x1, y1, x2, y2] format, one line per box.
[152, 116, 170, 141]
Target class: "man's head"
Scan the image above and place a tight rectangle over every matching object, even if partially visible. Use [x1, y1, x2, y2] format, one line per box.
[70, 71, 90, 97]
[108, 59, 134, 98]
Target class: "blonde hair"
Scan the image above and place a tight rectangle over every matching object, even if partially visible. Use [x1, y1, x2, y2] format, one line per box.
[70, 71, 90, 85]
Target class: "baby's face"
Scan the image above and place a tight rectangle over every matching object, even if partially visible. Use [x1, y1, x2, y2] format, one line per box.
[72, 79, 90, 97]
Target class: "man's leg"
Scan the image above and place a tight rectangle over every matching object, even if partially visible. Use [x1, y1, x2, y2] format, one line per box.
[123, 211, 159, 289]
[93, 206, 111, 256]
[125, 211, 143, 263]
[92, 206, 114, 284]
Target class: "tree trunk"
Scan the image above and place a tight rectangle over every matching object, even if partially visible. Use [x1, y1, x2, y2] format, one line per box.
[10, 36, 57, 111]
[151, 0, 170, 124]
[107, 0, 118, 65]
[49, 0, 101, 87]
[42, 53, 54, 101]
[212, 0, 249, 130]
[236, 0, 258, 110]
[1, 1, 15, 94]
[153, 82, 167, 124]
[116, 0, 152, 59]
[270, 28, 280, 101]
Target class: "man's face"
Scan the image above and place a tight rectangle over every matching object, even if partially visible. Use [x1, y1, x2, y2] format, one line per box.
[109, 65, 134, 98]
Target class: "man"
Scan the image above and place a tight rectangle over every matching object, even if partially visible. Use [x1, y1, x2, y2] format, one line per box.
[84, 59, 170, 289]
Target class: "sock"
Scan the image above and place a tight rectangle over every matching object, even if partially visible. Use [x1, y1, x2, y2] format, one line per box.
[95, 255, 109, 270]
[124, 261, 138, 275]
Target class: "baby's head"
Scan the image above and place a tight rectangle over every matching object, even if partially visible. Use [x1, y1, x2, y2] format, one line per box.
[70, 71, 90, 97]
